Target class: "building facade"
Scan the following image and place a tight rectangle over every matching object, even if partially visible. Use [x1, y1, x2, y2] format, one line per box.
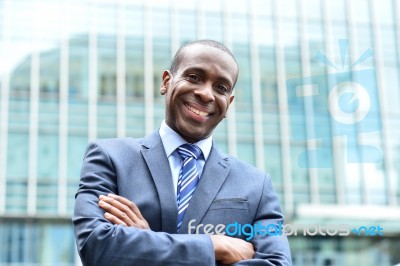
[0, 0, 399, 265]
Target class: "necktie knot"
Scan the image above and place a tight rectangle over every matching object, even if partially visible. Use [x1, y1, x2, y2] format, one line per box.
[177, 144, 201, 160]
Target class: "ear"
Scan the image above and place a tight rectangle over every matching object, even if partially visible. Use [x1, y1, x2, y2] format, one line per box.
[229, 94, 234, 104]
[160, 70, 172, 95]
[224, 95, 235, 118]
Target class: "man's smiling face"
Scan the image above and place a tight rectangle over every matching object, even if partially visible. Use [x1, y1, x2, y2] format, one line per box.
[161, 44, 238, 143]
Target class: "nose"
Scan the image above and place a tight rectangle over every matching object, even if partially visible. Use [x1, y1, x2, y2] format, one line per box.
[194, 83, 215, 103]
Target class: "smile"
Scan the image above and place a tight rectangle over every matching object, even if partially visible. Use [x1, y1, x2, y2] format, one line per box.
[185, 104, 209, 117]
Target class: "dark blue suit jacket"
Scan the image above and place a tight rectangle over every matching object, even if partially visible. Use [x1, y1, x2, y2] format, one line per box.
[73, 131, 292, 265]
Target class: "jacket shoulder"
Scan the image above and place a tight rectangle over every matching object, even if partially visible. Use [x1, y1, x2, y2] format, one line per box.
[211, 143, 266, 177]
[86, 137, 144, 154]
[227, 155, 266, 177]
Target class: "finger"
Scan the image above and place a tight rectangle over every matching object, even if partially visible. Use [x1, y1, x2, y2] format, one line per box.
[98, 195, 150, 229]
[100, 195, 147, 228]
[100, 195, 139, 224]
[107, 194, 145, 220]
[104, 212, 127, 226]
[105, 196, 146, 228]
[106, 195, 150, 229]
[99, 199, 135, 226]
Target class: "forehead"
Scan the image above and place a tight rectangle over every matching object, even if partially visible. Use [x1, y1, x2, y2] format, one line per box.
[177, 44, 238, 83]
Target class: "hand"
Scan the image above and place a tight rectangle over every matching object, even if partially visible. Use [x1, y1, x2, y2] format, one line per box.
[210, 235, 254, 264]
[98, 194, 150, 229]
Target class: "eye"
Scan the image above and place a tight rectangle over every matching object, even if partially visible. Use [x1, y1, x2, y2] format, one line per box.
[187, 74, 200, 82]
[217, 84, 230, 93]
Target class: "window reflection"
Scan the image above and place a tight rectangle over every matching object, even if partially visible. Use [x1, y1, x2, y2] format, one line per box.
[383, 66, 400, 114]
[231, 15, 249, 43]
[39, 49, 60, 97]
[380, 28, 397, 64]
[126, 38, 144, 98]
[205, 12, 223, 41]
[233, 43, 252, 104]
[278, 0, 298, 19]
[10, 55, 31, 97]
[98, 36, 117, 99]
[69, 37, 89, 99]
[373, 0, 394, 25]
[302, 0, 322, 20]
[260, 45, 278, 106]
[329, 0, 347, 22]
[179, 11, 197, 42]
[0, 220, 75, 264]
[351, 0, 370, 24]
[291, 144, 310, 203]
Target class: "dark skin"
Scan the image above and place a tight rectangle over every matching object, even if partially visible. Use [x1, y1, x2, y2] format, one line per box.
[99, 44, 254, 264]
[161, 44, 236, 143]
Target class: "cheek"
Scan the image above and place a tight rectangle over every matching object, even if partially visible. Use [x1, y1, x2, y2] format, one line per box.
[217, 97, 231, 113]
[166, 90, 178, 108]
[167, 83, 182, 102]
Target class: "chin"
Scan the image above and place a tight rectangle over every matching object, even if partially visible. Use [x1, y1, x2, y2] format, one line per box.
[179, 128, 208, 142]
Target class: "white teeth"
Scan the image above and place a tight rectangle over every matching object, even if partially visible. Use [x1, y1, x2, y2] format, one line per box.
[187, 105, 208, 117]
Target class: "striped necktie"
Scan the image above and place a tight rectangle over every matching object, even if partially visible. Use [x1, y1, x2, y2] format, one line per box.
[176, 143, 202, 231]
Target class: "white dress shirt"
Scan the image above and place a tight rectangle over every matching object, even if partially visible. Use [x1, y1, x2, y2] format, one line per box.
[159, 120, 212, 197]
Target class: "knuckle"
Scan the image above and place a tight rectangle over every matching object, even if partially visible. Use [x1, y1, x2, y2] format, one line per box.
[120, 212, 128, 219]
[108, 196, 116, 202]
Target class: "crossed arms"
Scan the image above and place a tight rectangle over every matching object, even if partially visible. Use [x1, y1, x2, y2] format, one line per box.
[72, 141, 292, 265]
[99, 193, 254, 264]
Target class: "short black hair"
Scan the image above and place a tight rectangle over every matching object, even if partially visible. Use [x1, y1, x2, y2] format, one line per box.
[169, 39, 239, 77]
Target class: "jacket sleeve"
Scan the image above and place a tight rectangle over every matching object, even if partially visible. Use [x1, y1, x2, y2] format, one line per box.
[72, 142, 216, 266]
[231, 174, 292, 266]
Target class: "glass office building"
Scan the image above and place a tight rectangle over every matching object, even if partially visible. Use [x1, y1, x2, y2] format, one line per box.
[0, 0, 399, 265]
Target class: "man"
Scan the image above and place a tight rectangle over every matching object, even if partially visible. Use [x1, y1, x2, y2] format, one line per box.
[73, 40, 291, 265]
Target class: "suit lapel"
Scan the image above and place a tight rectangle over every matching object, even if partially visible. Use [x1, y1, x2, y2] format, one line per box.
[179, 145, 230, 233]
[141, 131, 178, 233]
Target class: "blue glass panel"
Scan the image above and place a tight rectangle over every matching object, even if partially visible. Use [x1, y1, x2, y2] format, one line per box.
[97, 102, 117, 138]
[374, 0, 394, 25]
[69, 41, 89, 99]
[179, 11, 196, 42]
[380, 28, 397, 64]
[303, 0, 322, 20]
[353, 0, 370, 24]
[231, 15, 249, 44]
[125, 5, 144, 37]
[279, 0, 298, 19]
[67, 135, 87, 180]
[37, 133, 59, 179]
[153, 8, 170, 39]
[237, 142, 255, 165]
[264, 143, 283, 185]
[205, 12, 223, 41]
[39, 49, 60, 98]
[126, 38, 144, 98]
[330, 0, 347, 22]
[233, 43, 252, 104]
[7, 132, 28, 179]
[98, 36, 117, 99]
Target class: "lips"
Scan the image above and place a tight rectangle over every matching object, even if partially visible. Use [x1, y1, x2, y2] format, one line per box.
[185, 104, 209, 117]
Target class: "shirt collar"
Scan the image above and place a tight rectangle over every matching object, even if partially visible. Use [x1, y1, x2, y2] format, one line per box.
[159, 120, 212, 160]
